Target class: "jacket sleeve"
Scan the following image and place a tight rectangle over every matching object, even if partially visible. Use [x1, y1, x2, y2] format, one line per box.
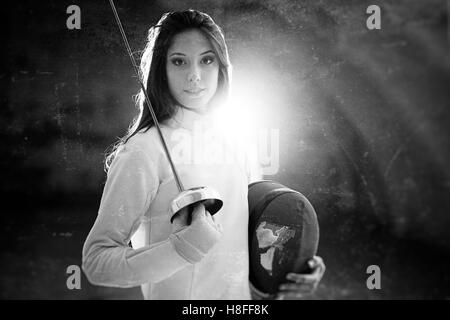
[81, 145, 190, 288]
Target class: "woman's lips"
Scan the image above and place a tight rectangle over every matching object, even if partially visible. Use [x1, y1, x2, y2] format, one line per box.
[184, 88, 206, 97]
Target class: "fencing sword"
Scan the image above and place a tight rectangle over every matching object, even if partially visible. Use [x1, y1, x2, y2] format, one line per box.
[108, 0, 223, 222]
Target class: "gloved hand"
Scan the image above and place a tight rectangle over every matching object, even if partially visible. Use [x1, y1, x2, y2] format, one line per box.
[275, 256, 326, 300]
[250, 256, 326, 300]
[169, 203, 223, 264]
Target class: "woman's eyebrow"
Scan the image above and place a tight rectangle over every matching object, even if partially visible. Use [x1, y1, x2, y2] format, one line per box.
[169, 50, 214, 57]
[169, 52, 186, 57]
[199, 50, 214, 55]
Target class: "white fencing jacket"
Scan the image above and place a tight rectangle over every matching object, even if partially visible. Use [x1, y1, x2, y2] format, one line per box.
[82, 107, 262, 299]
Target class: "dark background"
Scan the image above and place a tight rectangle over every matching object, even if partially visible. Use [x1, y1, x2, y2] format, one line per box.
[1, 0, 449, 299]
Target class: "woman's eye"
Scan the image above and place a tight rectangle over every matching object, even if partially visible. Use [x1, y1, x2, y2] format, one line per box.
[201, 56, 215, 65]
[171, 58, 185, 66]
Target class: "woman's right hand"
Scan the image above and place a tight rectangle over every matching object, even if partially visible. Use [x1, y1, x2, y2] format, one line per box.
[171, 206, 191, 233]
[169, 203, 223, 264]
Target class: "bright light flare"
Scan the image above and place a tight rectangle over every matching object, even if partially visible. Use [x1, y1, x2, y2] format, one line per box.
[209, 56, 287, 176]
[211, 68, 278, 142]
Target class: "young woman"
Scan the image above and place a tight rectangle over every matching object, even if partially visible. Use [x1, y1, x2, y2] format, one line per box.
[82, 9, 325, 300]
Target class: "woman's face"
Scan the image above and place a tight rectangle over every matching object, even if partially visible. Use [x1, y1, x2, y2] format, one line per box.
[166, 29, 219, 111]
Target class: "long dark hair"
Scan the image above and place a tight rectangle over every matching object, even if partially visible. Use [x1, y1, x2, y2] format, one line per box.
[105, 10, 232, 171]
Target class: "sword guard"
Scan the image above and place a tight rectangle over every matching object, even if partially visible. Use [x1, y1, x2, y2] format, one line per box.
[169, 186, 223, 223]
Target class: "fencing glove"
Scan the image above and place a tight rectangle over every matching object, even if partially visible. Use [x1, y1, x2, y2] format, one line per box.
[169, 203, 223, 264]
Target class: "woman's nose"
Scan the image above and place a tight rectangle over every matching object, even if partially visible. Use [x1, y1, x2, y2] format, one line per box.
[187, 66, 201, 83]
